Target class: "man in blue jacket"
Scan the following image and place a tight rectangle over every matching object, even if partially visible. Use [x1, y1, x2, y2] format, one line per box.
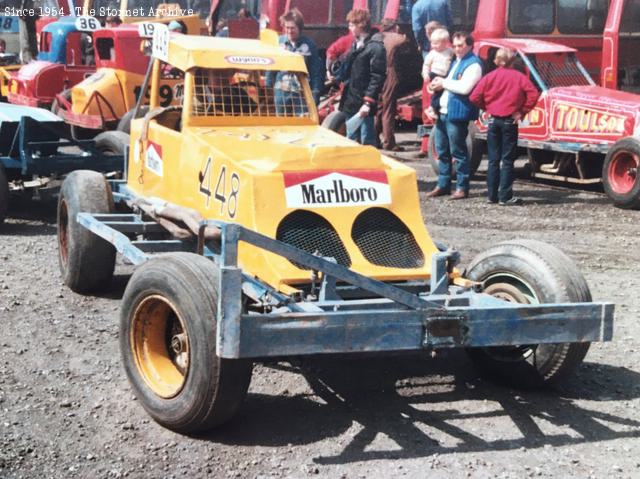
[412, 0, 452, 59]
[426, 32, 483, 200]
[274, 8, 323, 114]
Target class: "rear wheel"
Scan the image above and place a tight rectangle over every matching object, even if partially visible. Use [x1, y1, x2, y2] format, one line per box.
[57, 170, 115, 294]
[117, 106, 150, 134]
[120, 253, 253, 433]
[94, 131, 130, 156]
[322, 110, 347, 136]
[602, 137, 640, 209]
[427, 123, 482, 178]
[466, 239, 591, 388]
[0, 165, 8, 224]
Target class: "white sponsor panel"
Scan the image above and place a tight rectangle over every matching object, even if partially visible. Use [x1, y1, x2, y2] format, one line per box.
[224, 55, 274, 66]
[152, 23, 170, 61]
[145, 142, 163, 177]
[138, 22, 160, 38]
[75, 16, 101, 32]
[285, 172, 391, 208]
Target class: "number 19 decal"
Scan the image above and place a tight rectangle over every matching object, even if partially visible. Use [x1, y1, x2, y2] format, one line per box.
[199, 157, 239, 218]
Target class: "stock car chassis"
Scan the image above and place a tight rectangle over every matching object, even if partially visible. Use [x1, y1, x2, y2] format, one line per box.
[77, 180, 613, 358]
[0, 105, 124, 223]
[56, 174, 614, 433]
[82, 193, 613, 359]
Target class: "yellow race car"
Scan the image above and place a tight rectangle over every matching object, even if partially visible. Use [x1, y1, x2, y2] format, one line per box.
[55, 18, 199, 135]
[56, 31, 614, 434]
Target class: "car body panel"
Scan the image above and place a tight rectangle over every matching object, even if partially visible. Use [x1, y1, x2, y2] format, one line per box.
[126, 35, 438, 290]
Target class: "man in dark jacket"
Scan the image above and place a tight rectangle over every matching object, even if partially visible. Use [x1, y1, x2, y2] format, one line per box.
[377, 19, 408, 151]
[338, 9, 386, 146]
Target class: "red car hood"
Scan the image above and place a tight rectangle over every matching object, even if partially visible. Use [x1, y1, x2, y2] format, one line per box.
[16, 61, 58, 80]
[549, 86, 640, 113]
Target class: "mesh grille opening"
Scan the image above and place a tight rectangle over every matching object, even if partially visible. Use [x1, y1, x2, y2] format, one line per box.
[192, 68, 311, 118]
[352, 208, 424, 269]
[276, 210, 351, 270]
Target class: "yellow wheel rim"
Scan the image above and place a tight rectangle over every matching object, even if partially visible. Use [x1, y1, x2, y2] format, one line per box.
[131, 295, 189, 398]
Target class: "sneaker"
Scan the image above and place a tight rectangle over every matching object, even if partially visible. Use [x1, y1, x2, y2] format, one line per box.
[486, 198, 498, 204]
[499, 197, 523, 206]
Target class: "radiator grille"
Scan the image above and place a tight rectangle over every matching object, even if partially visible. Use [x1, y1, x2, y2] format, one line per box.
[276, 210, 351, 270]
[352, 208, 424, 268]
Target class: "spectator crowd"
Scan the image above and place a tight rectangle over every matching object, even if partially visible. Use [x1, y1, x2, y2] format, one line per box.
[265, 0, 541, 206]
[56, 0, 540, 206]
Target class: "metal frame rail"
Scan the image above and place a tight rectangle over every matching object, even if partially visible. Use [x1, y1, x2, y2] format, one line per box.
[0, 117, 123, 175]
[76, 209, 614, 360]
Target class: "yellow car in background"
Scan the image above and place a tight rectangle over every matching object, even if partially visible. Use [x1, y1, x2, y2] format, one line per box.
[55, 15, 200, 134]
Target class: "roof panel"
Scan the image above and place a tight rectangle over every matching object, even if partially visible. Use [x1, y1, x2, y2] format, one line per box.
[165, 35, 308, 73]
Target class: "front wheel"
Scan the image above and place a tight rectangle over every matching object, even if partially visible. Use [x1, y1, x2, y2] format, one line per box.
[602, 137, 640, 209]
[120, 253, 253, 434]
[466, 239, 591, 388]
[57, 170, 115, 294]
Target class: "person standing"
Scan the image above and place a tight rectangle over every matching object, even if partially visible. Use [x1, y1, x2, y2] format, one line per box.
[422, 27, 453, 120]
[377, 18, 408, 151]
[339, 9, 386, 146]
[426, 32, 483, 200]
[470, 47, 539, 205]
[411, 0, 452, 60]
[276, 8, 324, 107]
[325, 32, 353, 82]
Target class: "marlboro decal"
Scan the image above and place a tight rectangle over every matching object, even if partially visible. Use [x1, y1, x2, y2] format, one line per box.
[145, 141, 163, 177]
[283, 170, 391, 208]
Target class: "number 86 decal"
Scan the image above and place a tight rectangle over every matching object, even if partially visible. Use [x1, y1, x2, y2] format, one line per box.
[199, 157, 240, 218]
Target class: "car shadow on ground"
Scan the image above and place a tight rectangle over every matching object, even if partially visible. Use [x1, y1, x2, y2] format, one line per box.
[209, 352, 640, 463]
[1, 196, 58, 235]
[94, 273, 133, 300]
[0, 221, 57, 236]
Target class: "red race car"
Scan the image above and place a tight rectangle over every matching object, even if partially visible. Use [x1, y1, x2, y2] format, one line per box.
[8, 16, 99, 108]
[429, 38, 640, 209]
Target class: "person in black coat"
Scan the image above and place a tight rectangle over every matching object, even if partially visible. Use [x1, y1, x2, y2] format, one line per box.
[338, 9, 386, 146]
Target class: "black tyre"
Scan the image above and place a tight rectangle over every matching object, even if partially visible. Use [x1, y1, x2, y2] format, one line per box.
[602, 137, 640, 209]
[94, 131, 130, 156]
[57, 170, 115, 294]
[466, 239, 591, 388]
[427, 122, 482, 178]
[322, 110, 347, 136]
[117, 106, 149, 134]
[120, 253, 253, 433]
[0, 165, 8, 224]
[50, 88, 71, 117]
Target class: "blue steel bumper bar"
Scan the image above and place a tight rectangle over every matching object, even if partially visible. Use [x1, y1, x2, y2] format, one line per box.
[76, 214, 614, 360]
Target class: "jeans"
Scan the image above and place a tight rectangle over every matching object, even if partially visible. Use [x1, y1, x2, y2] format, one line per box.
[347, 115, 376, 146]
[434, 115, 470, 192]
[275, 90, 308, 116]
[486, 117, 518, 202]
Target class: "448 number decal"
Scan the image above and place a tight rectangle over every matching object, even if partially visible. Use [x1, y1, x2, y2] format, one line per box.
[199, 157, 240, 218]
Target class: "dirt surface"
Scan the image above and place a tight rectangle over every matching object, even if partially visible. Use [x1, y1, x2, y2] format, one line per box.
[1, 133, 639, 478]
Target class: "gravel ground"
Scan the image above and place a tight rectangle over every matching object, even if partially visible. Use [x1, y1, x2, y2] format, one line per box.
[1, 133, 639, 478]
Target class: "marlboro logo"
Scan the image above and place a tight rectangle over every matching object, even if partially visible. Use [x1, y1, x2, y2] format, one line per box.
[145, 141, 163, 177]
[284, 170, 391, 208]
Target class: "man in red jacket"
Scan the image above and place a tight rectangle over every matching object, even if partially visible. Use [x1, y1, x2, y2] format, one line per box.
[470, 48, 539, 205]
